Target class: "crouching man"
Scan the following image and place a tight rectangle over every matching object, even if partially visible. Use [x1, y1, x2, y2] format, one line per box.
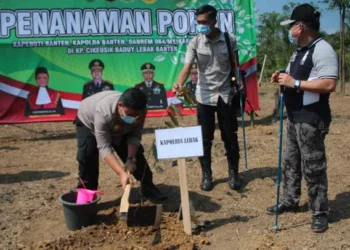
[75, 88, 167, 203]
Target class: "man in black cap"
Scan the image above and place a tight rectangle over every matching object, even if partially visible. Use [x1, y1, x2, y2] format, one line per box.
[82, 59, 114, 99]
[135, 63, 168, 110]
[266, 3, 338, 233]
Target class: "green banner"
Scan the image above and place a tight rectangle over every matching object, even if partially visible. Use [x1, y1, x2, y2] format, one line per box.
[0, 0, 257, 123]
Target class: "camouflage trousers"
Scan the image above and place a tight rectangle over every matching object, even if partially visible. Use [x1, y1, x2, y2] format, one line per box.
[282, 120, 329, 215]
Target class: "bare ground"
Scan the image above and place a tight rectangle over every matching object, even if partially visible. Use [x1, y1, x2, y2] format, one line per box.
[1, 85, 350, 250]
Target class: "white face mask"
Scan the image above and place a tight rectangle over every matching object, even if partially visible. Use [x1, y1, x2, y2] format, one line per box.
[288, 29, 298, 45]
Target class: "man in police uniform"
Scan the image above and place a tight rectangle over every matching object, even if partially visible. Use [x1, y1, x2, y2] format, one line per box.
[75, 88, 166, 203]
[82, 59, 114, 99]
[134, 63, 168, 110]
[185, 63, 198, 95]
[266, 4, 338, 233]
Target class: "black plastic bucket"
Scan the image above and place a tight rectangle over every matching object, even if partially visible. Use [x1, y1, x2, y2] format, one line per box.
[59, 191, 101, 231]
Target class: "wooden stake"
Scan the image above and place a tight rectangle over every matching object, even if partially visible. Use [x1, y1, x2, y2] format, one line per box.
[177, 158, 192, 235]
[250, 112, 255, 127]
[153, 204, 163, 229]
[258, 54, 267, 86]
[119, 182, 131, 219]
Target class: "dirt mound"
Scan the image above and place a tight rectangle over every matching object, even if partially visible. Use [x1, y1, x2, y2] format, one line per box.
[36, 209, 206, 250]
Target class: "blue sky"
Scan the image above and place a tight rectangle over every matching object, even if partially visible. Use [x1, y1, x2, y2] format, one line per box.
[255, 0, 340, 34]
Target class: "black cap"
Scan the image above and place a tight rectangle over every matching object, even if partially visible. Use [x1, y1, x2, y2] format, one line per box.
[280, 4, 320, 26]
[35, 67, 49, 77]
[140, 62, 155, 72]
[89, 59, 104, 70]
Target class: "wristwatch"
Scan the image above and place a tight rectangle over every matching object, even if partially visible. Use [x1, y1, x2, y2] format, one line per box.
[294, 80, 301, 90]
[127, 156, 137, 163]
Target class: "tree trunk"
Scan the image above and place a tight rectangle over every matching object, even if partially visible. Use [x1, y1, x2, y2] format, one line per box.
[339, 7, 344, 94]
[341, 7, 346, 94]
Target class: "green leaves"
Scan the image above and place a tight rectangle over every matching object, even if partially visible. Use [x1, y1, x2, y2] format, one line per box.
[168, 106, 180, 126]
[169, 105, 182, 118]
[164, 121, 175, 128]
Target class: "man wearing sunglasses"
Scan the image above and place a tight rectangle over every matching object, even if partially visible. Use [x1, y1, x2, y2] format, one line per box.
[75, 88, 166, 203]
[267, 4, 338, 233]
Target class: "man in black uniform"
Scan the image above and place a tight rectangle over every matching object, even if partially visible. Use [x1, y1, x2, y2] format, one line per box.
[134, 63, 168, 110]
[185, 63, 198, 95]
[82, 59, 114, 99]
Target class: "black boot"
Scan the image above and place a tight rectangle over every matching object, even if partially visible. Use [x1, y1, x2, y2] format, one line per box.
[228, 158, 240, 190]
[201, 170, 213, 191]
[311, 214, 328, 233]
[199, 158, 213, 191]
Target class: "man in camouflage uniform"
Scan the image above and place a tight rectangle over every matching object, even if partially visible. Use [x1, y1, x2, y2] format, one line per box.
[82, 59, 114, 99]
[266, 4, 338, 233]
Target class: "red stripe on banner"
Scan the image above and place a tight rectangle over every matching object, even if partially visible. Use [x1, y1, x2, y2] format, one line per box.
[0, 58, 260, 123]
[240, 57, 257, 70]
[0, 74, 28, 90]
[0, 91, 77, 123]
[59, 92, 82, 101]
[244, 72, 260, 111]
[0, 74, 82, 101]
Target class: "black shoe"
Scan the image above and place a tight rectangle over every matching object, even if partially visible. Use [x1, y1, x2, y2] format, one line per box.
[200, 172, 213, 191]
[228, 170, 240, 190]
[311, 214, 328, 233]
[141, 184, 167, 203]
[266, 203, 299, 215]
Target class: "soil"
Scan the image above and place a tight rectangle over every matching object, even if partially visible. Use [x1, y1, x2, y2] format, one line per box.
[1, 85, 350, 250]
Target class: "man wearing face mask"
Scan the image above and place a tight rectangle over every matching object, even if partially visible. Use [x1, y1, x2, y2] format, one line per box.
[266, 4, 338, 233]
[173, 5, 241, 192]
[75, 88, 166, 203]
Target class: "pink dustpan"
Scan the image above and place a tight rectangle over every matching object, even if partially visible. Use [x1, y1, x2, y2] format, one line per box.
[76, 188, 104, 204]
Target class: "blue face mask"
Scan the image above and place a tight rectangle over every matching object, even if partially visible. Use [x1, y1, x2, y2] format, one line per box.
[196, 24, 211, 35]
[288, 29, 298, 45]
[120, 108, 138, 124]
[121, 115, 137, 124]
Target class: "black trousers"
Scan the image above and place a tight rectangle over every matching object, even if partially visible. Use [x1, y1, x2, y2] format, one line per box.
[75, 120, 153, 190]
[197, 97, 240, 172]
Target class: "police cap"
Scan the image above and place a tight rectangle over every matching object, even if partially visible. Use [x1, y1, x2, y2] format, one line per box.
[89, 59, 104, 70]
[141, 62, 155, 73]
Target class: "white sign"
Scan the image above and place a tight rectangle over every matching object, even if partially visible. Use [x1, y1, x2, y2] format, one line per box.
[155, 126, 203, 159]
